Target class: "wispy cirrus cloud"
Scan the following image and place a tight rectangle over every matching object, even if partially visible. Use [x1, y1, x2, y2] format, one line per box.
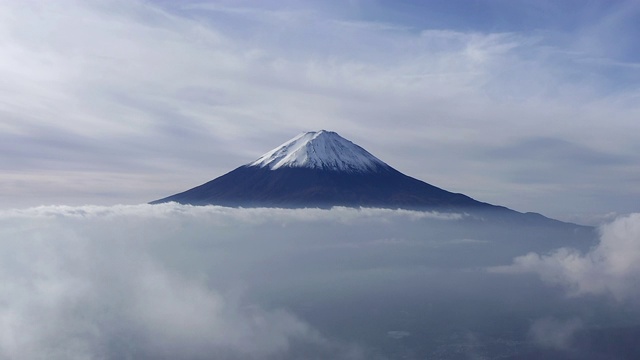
[0, 0, 638, 221]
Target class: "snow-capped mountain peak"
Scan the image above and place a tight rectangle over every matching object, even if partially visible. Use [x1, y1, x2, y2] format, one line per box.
[151, 130, 576, 229]
[248, 130, 390, 172]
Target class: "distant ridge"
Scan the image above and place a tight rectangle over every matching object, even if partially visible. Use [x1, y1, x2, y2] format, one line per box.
[151, 130, 585, 228]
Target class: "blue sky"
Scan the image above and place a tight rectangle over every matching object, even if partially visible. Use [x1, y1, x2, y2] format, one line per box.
[1, 0, 639, 223]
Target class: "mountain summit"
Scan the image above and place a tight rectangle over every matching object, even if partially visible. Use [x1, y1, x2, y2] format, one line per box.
[151, 130, 500, 210]
[150, 131, 573, 225]
[249, 130, 390, 173]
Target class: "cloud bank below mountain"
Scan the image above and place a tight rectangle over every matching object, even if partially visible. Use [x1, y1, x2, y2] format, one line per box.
[0, 203, 637, 359]
[493, 213, 640, 302]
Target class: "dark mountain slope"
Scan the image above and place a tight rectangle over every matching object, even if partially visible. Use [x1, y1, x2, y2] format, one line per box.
[151, 130, 586, 228]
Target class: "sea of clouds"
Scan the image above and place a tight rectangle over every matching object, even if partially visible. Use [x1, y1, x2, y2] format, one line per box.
[494, 213, 640, 301]
[0, 203, 639, 359]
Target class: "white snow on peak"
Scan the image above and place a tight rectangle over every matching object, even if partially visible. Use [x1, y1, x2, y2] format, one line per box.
[248, 130, 390, 172]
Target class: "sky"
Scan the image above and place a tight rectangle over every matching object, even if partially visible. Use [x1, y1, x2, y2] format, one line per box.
[1, 0, 640, 223]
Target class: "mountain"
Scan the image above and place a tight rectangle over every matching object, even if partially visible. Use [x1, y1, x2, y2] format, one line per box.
[150, 130, 579, 226]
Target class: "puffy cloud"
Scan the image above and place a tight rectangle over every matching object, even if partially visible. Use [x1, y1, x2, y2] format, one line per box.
[492, 213, 640, 301]
[0, 204, 382, 360]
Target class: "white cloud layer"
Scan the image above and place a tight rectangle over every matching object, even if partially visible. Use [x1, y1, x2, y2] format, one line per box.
[0, 204, 393, 359]
[0, 203, 637, 359]
[492, 213, 640, 301]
